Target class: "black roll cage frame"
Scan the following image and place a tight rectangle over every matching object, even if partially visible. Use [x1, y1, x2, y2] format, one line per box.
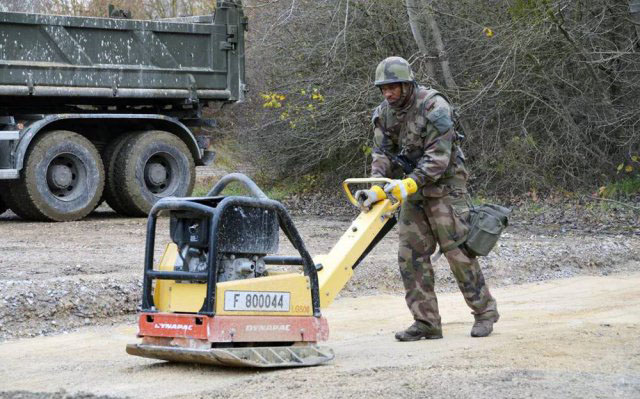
[140, 173, 322, 317]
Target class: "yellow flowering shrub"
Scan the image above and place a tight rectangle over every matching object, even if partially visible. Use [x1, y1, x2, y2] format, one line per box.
[260, 88, 326, 129]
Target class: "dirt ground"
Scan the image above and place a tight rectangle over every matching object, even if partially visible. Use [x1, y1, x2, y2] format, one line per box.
[1, 194, 639, 398]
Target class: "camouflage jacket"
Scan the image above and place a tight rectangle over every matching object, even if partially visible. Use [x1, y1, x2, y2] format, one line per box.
[371, 85, 468, 197]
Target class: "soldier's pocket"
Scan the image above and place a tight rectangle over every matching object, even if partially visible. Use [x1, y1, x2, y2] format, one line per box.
[449, 191, 470, 221]
[444, 192, 471, 251]
[427, 193, 470, 252]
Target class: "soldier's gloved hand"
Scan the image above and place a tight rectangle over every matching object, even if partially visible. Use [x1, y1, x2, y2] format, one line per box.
[354, 186, 386, 212]
[383, 178, 418, 203]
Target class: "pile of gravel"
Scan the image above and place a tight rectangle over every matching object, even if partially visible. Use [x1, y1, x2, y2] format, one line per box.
[0, 277, 140, 341]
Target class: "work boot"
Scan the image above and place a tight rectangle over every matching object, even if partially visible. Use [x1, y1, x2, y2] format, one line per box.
[395, 321, 443, 341]
[470, 312, 500, 337]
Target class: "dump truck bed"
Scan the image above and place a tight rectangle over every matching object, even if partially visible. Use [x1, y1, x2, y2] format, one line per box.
[0, 2, 245, 108]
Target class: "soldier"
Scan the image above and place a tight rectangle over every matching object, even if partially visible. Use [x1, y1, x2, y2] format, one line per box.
[355, 56, 498, 340]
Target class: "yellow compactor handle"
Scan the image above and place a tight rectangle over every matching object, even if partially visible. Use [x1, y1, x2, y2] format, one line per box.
[342, 177, 402, 213]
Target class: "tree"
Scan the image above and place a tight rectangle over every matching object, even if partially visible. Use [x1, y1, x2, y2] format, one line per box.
[237, 0, 639, 193]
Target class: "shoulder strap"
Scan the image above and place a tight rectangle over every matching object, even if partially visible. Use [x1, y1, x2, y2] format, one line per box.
[422, 87, 452, 105]
[421, 87, 466, 141]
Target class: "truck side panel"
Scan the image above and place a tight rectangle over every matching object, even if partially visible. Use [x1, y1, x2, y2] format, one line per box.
[0, 4, 244, 103]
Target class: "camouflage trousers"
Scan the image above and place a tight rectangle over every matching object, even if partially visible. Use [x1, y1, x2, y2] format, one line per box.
[398, 190, 497, 329]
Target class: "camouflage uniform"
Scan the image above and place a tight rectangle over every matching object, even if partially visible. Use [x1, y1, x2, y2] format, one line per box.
[371, 61, 497, 334]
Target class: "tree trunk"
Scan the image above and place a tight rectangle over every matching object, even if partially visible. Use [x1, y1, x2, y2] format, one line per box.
[631, 0, 640, 43]
[405, 0, 436, 78]
[422, 2, 473, 135]
[424, 3, 457, 89]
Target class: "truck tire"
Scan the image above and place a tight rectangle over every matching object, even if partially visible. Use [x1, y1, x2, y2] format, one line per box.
[10, 130, 105, 222]
[1, 180, 39, 220]
[0, 190, 7, 216]
[113, 130, 195, 217]
[102, 132, 139, 215]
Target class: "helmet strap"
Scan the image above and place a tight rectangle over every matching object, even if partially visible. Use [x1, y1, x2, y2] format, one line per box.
[393, 82, 414, 110]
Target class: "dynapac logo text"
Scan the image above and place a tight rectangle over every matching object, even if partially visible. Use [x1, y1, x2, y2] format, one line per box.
[154, 323, 193, 331]
[245, 324, 291, 332]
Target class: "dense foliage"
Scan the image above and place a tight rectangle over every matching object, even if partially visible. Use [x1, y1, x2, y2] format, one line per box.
[4, 0, 639, 194]
[239, 0, 640, 194]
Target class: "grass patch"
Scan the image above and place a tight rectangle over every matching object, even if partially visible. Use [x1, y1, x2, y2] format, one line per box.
[192, 179, 251, 197]
[211, 138, 242, 171]
[192, 174, 319, 201]
[599, 177, 640, 199]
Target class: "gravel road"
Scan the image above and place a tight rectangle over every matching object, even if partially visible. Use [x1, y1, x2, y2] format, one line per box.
[0, 195, 639, 398]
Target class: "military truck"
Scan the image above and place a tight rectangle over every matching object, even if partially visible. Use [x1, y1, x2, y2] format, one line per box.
[0, 0, 246, 221]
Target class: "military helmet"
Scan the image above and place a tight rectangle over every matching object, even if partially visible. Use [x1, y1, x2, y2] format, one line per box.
[374, 56, 415, 86]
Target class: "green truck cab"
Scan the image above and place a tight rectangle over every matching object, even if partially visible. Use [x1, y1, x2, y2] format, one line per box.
[0, 0, 246, 221]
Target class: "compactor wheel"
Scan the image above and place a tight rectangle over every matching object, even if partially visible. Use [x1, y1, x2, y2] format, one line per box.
[8, 130, 104, 222]
[113, 131, 195, 217]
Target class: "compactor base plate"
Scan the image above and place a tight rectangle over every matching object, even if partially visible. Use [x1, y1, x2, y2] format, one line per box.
[126, 343, 334, 368]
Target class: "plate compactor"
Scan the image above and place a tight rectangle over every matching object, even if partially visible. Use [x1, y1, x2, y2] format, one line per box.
[126, 173, 401, 368]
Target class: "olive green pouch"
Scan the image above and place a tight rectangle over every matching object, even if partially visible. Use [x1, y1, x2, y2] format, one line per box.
[464, 204, 511, 257]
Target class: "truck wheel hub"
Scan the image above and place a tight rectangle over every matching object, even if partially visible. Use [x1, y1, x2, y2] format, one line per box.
[48, 164, 74, 189]
[145, 162, 168, 187]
